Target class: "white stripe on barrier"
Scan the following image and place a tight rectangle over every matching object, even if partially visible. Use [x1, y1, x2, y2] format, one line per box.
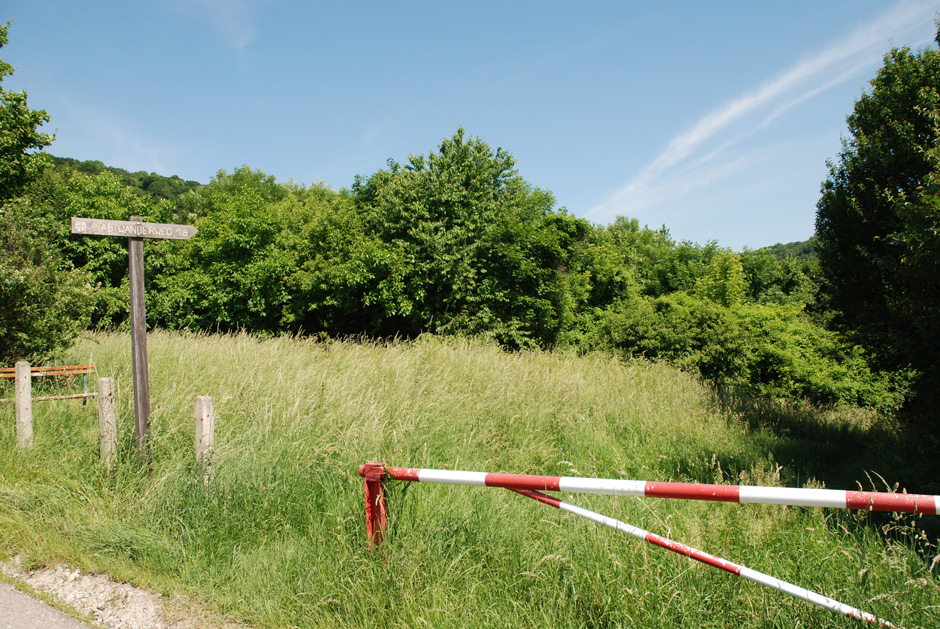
[737, 567, 882, 624]
[558, 476, 646, 496]
[559, 500, 648, 540]
[418, 469, 488, 486]
[738, 486, 847, 508]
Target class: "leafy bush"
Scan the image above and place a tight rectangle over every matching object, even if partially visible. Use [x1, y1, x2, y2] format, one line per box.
[581, 293, 907, 411]
[0, 202, 93, 362]
[147, 167, 295, 335]
[351, 128, 591, 347]
[736, 303, 910, 411]
[582, 293, 749, 386]
[19, 168, 170, 328]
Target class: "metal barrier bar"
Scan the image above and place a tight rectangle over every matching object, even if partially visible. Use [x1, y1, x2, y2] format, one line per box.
[511, 487, 895, 627]
[368, 464, 939, 515]
[359, 462, 906, 627]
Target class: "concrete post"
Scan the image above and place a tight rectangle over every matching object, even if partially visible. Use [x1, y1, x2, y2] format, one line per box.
[14, 361, 32, 448]
[195, 395, 214, 466]
[97, 377, 117, 468]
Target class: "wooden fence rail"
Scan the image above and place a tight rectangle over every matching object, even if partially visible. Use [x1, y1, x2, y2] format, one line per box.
[1, 361, 100, 448]
[0, 363, 98, 403]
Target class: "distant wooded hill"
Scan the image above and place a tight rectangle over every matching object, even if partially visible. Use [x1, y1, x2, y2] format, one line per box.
[50, 156, 203, 207]
[760, 237, 816, 263]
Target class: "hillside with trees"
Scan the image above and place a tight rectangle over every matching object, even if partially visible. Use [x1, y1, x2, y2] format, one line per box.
[49, 156, 203, 220]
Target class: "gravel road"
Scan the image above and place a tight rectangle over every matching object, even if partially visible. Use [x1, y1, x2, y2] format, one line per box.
[0, 581, 89, 628]
[1, 558, 175, 628]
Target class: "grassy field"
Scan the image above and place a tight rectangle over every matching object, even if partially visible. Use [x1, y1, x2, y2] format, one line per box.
[0, 329, 938, 627]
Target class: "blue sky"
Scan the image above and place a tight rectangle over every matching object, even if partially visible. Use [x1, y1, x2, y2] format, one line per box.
[4, 1, 939, 249]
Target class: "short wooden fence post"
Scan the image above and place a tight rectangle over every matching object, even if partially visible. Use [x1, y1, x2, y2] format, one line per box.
[97, 377, 117, 468]
[14, 361, 33, 448]
[195, 395, 214, 467]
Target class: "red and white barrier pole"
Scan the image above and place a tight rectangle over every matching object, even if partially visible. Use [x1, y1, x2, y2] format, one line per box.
[367, 464, 938, 515]
[512, 487, 895, 627]
[358, 462, 910, 626]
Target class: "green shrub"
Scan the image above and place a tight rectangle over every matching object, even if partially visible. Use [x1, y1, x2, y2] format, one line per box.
[582, 292, 749, 386]
[0, 202, 93, 362]
[580, 293, 907, 410]
[736, 303, 911, 411]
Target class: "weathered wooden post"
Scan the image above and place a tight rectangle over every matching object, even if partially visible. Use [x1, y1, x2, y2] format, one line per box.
[97, 377, 117, 468]
[127, 216, 151, 461]
[195, 395, 214, 466]
[70, 216, 197, 464]
[14, 361, 32, 448]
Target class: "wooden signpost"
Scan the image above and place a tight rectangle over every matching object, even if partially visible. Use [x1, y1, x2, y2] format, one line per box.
[71, 216, 197, 463]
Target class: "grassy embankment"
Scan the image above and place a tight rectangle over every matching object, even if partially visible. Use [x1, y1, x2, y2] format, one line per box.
[0, 330, 938, 628]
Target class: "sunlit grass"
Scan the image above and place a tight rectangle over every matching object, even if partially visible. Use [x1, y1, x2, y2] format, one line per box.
[0, 329, 937, 627]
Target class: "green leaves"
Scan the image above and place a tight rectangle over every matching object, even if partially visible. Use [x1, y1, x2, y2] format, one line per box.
[351, 128, 589, 346]
[695, 251, 745, 307]
[148, 167, 297, 335]
[0, 20, 54, 203]
[815, 35, 940, 411]
[0, 203, 93, 362]
[3, 109, 902, 411]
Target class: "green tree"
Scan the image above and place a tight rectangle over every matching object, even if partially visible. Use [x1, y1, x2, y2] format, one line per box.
[0, 21, 93, 362]
[739, 248, 818, 307]
[280, 185, 379, 335]
[20, 168, 170, 327]
[352, 128, 590, 347]
[0, 20, 53, 201]
[815, 33, 940, 408]
[148, 167, 295, 334]
[0, 202, 93, 362]
[582, 218, 672, 306]
[646, 239, 720, 297]
[695, 250, 745, 307]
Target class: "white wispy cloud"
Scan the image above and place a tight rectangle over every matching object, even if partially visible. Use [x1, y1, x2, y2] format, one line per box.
[587, 0, 938, 226]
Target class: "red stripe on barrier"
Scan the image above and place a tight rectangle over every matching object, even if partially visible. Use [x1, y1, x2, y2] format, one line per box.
[511, 488, 563, 508]
[364, 478, 387, 545]
[846, 490, 936, 514]
[486, 473, 561, 492]
[645, 482, 741, 503]
[646, 533, 743, 576]
[360, 462, 388, 546]
[385, 467, 421, 482]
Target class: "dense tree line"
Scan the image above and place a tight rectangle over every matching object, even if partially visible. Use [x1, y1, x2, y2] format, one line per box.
[10, 135, 901, 410]
[3, 20, 936, 416]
